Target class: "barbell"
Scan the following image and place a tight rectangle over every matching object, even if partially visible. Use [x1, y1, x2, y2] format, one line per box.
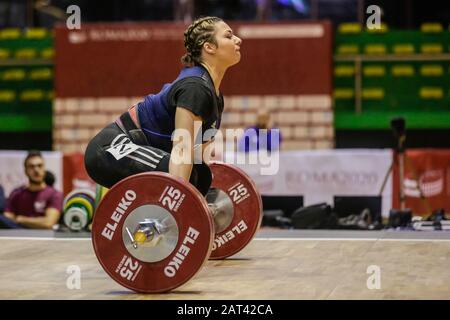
[91, 162, 262, 293]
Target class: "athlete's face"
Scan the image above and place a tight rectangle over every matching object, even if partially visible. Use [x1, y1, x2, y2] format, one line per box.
[211, 21, 242, 67]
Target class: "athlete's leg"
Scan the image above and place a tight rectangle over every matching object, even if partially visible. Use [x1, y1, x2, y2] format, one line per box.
[84, 123, 211, 195]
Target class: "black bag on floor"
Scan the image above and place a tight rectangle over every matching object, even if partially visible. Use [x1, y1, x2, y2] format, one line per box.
[388, 208, 412, 228]
[291, 203, 338, 229]
[262, 210, 293, 228]
[337, 208, 382, 230]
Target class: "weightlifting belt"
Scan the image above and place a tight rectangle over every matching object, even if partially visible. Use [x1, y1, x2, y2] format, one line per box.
[115, 105, 149, 145]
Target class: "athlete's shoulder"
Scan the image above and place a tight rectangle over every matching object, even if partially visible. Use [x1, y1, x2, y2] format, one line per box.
[174, 66, 211, 86]
[177, 65, 208, 78]
[171, 71, 212, 95]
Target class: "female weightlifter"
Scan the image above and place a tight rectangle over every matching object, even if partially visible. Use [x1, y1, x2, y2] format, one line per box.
[84, 16, 242, 196]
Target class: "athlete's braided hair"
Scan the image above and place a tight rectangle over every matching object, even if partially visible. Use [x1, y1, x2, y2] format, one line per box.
[181, 16, 223, 67]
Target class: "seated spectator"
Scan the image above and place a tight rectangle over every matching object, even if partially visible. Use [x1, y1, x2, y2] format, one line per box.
[44, 170, 55, 187]
[238, 109, 282, 152]
[0, 150, 63, 229]
[0, 185, 4, 214]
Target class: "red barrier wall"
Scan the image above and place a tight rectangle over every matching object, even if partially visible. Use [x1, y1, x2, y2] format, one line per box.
[55, 21, 332, 97]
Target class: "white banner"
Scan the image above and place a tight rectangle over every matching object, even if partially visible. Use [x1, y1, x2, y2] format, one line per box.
[224, 149, 393, 217]
[0, 151, 63, 197]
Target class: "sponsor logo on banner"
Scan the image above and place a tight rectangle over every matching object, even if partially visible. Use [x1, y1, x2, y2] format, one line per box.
[448, 168, 450, 196]
[68, 28, 182, 44]
[237, 24, 324, 39]
[252, 178, 275, 193]
[68, 31, 87, 44]
[404, 170, 444, 198]
[285, 170, 378, 189]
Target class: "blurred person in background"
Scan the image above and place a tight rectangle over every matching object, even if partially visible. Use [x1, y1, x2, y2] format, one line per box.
[238, 109, 282, 152]
[0, 0, 27, 28]
[0, 150, 63, 229]
[0, 185, 4, 214]
[256, 0, 272, 21]
[174, 0, 194, 23]
[44, 170, 56, 187]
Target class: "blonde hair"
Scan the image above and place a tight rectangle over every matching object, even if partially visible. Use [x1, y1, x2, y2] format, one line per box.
[181, 16, 223, 67]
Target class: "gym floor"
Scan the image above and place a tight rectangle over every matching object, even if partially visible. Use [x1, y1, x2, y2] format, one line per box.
[0, 228, 449, 299]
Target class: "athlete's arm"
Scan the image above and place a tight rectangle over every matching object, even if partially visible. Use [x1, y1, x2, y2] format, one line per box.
[200, 138, 216, 164]
[169, 107, 203, 182]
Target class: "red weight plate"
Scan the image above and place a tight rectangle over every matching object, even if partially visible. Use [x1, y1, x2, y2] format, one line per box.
[92, 172, 214, 293]
[208, 162, 263, 259]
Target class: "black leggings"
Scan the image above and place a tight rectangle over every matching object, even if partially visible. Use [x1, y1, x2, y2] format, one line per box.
[84, 123, 211, 195]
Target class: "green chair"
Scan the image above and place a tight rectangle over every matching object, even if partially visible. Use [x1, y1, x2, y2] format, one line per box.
[0, 49, 11, 59]
[362, 88, 385, 100]
[336, 44, 359, 55]
[20, 89, 45, 101]
[24, 28, 48, 39]
[334, 88, 355, 99]
[15, 48, 38, 59]
[334, 65, 355, 77]
[333, 88, 355, 112]
[420, 43, 443, 54]
[29, 68, 53, 80]
[365, 23, 389, 33]
[420, 64, 444, 77]
[0, 90, 16, 102]
[2, 69, 26, 81]
[391, 65, 415, 77]
[337, 23, 362, 34]
[364, 44, 387, 55]
[363, 65, 386, 77]
[392, 44, 415, 55]
[419, 87, 443, 99]
[40, 48, 54, 59]
[421, 23, 443, 33]
[0, 28, 21, 39]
